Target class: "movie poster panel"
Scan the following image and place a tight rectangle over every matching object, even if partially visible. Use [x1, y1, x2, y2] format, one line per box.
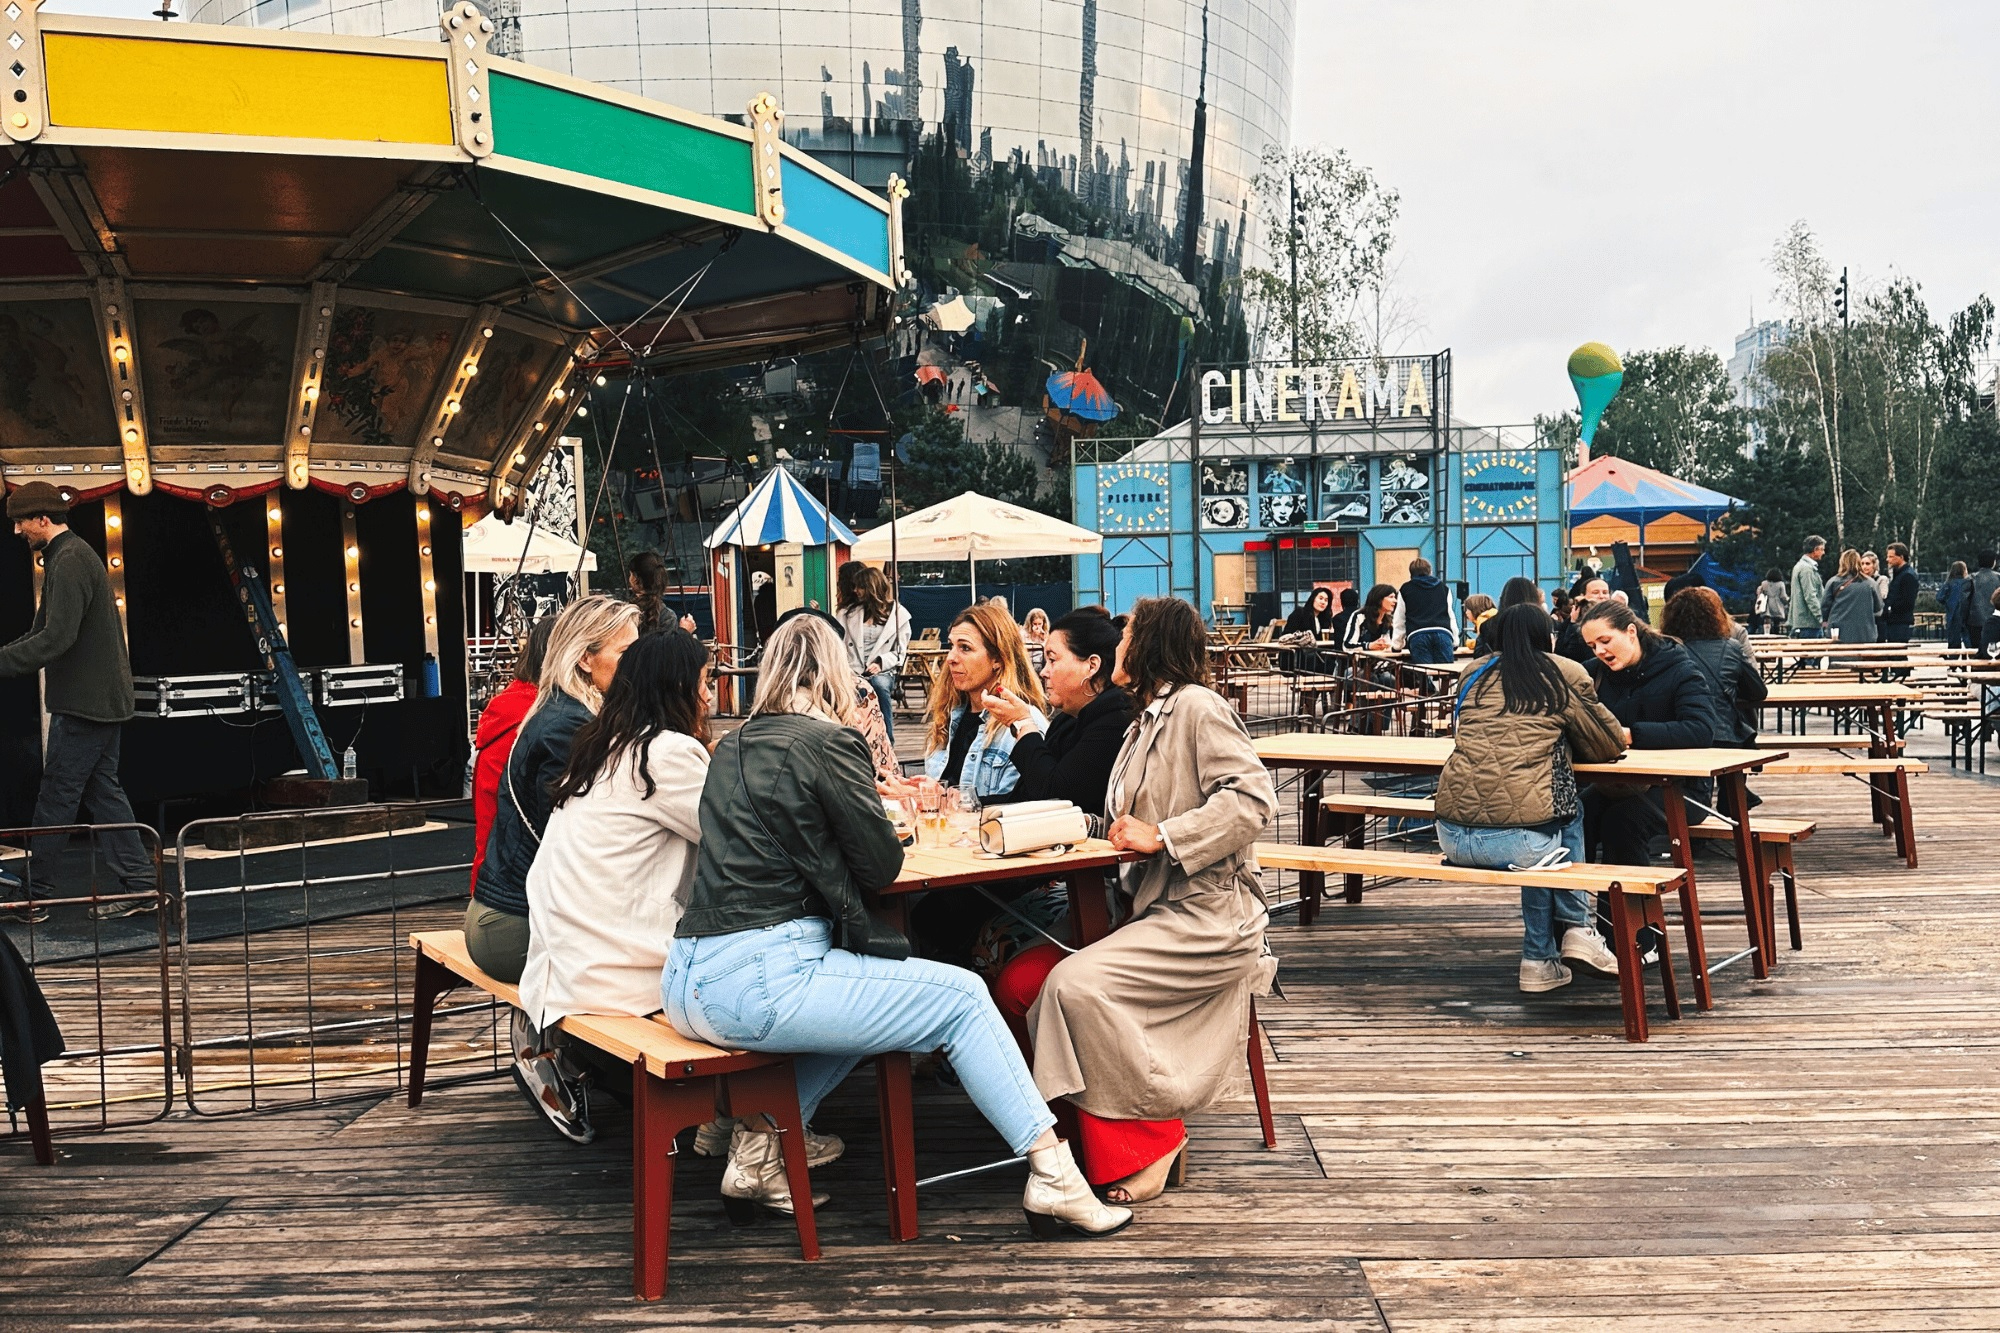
[1199, 459, 1249, 529]
[1255, 457, 1307, 528]
[1318, 456, 1370, 526]
[1379, 454, 1433, 525]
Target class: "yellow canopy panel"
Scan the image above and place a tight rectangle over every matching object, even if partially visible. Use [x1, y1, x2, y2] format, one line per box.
[43, 32, 453, 146]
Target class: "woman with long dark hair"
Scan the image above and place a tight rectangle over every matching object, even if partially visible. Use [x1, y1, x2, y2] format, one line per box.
[1282, 586, 1336, 638]
[1576, 599, 1723, 871]
[512, 631, 712, 1143]
[1435, 605, 1629, 992]
[836, 564, 911, 744]
[1662, 586, 1766, 746]
[1343, 583, 1398, 651]
[1000, 597, 1278, 1206]
[1473, 576, 1544, 656]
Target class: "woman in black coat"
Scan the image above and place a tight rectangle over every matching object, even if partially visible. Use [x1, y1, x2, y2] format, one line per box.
[924, 608, 1134, 965]
[1575, 599, 1723, 868]
[1662, 587, 1766, 746]
[1282, 587, 1336, 640]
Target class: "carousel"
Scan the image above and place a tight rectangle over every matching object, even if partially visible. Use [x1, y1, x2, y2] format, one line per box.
[0, 0, 906, 807]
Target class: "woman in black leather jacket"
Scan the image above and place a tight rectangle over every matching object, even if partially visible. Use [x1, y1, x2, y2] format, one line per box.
[662, 614, 1130, 1239]
[1576, 599, 1723, 867]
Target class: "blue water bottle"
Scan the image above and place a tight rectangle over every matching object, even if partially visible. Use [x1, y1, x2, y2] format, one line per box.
[420, 653, 441, 699]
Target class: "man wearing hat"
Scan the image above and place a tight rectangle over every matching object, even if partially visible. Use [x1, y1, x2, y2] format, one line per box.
[1, 483, 155, 922]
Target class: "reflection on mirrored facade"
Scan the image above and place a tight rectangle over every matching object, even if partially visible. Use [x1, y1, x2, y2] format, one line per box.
[190, 0, 1294, 287]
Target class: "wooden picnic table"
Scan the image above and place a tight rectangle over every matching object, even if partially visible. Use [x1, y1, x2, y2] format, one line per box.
[865, 838, 1145, 1241]
[1254, 732, 1785, 1004]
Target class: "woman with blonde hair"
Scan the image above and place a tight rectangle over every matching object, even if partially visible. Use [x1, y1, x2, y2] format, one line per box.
[470, 593, 640, 981]
[1021, 606, 1051, 673]
[923, 602, 1049, 799]
[1821, 548, 1882, 643]
[664, 614, 1130, 1238]
[835, 564, 911, 743]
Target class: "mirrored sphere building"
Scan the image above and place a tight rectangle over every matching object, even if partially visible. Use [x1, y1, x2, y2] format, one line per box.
[188, 0, 1295, 289]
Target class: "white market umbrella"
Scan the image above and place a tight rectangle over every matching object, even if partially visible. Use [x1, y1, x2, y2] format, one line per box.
[462, 512, 599, 574]
[849, 490, 1101, 598]
[922, 295, 977, 333]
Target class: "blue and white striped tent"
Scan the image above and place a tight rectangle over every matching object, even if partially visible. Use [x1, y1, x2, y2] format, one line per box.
[704, 465, 859, 549]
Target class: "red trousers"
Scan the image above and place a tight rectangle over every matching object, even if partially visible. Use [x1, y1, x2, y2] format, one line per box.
[993, 943, 1185, 1187]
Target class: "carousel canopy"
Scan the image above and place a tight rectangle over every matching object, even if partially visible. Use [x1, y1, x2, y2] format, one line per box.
[849, 491, 1103, 563]
[0, 1, 906, 516]
[1567, 455, 1739, 524]
[704, 465, 858, 550]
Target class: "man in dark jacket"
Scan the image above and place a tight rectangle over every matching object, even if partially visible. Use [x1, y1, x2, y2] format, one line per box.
[1879, 543, 1918, 646]
[1961, 551, 2000, 649]
[0, 484, 154, 922]
[1393, 557, 1460, 667]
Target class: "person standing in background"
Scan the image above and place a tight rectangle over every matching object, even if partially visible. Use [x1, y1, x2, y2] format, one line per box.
[1959, 552, 2000, 652]
[1879, 544, 1918, 646]
[0, 484, 155, 923]
[1821, 550, 1882, 644]
[1392, 557, 1459, 667]
[1788, 537, 1827, 638]
[1755, 568, 1789, 636]
[1941, 561, 1971, 651]
[627, 550, 697, 636]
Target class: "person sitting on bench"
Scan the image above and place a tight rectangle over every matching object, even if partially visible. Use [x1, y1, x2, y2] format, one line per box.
[663, 614, 1130, 1239]
[1435, 604, 1630, 993]
[513, 628, 711, 1144]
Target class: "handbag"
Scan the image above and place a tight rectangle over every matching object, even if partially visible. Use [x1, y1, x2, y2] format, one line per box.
[736, 723, 909, 961]
[978, 800, 1092, 856]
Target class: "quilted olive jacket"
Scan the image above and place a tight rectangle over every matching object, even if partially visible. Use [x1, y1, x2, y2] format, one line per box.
[1435, 653, 1627, 829]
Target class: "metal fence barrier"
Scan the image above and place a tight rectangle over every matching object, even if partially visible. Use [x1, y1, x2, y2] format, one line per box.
[0, 821, 176, 1147]
[172, 798, 509, 1116]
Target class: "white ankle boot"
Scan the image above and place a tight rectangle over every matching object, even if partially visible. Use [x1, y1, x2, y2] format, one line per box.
[721, 1124, 829, 1224]
[1023, 1140, 1133, 1239]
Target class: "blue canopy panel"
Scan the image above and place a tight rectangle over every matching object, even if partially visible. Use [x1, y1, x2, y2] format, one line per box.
[705, 466, 859, 549]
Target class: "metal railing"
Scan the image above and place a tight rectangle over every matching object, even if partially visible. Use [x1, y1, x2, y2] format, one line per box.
[172, 798, 509, 1116]
[0, 821, 176, 1146]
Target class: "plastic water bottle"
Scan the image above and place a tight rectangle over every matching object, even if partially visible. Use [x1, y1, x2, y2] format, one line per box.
[342, 746, 358, 781]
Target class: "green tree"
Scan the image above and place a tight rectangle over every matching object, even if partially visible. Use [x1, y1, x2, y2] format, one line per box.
[890, 406, 1041, 515]
[1239, 144, 1400, 363]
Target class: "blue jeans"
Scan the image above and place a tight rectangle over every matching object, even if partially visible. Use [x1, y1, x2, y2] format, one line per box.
[866, 671, 898, 743]
[1790, 626, 1824, 639]
[1436, 815, 1589, 961]
[1406, 626, 1456, 665]
[663, 918, 1055, 1155]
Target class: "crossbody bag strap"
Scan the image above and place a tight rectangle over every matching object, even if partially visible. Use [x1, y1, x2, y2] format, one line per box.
[1453, 657, 1498, 722]
[504, 746, 542, 846]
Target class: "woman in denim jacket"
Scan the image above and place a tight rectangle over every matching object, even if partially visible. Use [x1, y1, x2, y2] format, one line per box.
[922, 603, 1049, 799]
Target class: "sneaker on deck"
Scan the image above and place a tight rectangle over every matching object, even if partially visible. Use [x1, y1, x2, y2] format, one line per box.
[1519, 958, 1573, 993]
[1559, 926, 1619, 977]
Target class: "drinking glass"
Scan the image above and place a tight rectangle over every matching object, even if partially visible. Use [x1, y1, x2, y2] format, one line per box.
[945, 785, 981, 848]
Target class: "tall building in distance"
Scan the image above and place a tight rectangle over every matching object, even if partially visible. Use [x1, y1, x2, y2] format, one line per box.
[190, 0, 1295, 288]
[1727, 318, 1786, 413]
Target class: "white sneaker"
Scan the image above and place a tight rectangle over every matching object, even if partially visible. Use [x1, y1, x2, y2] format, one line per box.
[1519, 958, 1573, 993]
[695, 1117, 844, 1168]
[1559, 926, 1620, 977]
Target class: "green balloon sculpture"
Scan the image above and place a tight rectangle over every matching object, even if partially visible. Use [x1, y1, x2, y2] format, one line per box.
[1567, 342, 1624, 447]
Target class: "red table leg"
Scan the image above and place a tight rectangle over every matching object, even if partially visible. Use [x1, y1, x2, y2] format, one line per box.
[1660, 784, 1719, 1007]
[1718, 772, 1772, 973]
[874, 1052, 919, 1242]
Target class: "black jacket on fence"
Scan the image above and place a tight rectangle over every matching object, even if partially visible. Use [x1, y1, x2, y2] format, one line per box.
[992, 685, 1134, 816]
[676, 712, 907, 955]
[473, 691, 591, 918]
[0, 931, 64, 1113]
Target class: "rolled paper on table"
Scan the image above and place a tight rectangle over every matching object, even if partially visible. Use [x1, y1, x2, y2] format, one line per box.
[1567, 342, 1624, 446]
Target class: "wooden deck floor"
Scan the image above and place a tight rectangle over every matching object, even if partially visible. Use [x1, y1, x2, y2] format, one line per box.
[6, 766, 2000, 1330]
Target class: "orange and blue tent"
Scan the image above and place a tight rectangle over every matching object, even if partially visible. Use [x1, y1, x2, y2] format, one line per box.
[1567, 455, 1738, 526]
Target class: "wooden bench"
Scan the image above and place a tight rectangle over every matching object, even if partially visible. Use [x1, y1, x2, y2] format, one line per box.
[1751, 755, 1928, 867]
[1255, 843, 1686, 1042]
[1292, 790, 1799, 995]
[1754, 733, 1878, 749]
[408, 930, 825, 1301]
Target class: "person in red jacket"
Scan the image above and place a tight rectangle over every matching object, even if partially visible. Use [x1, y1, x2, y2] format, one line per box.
[470, 620, 554, 886]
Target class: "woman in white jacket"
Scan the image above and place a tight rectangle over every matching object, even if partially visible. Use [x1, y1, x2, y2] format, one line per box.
[516, 629, 711, 1142]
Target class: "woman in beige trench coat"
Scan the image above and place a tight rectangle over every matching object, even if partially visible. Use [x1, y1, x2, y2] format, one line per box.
[999, 596, 1278, 1205]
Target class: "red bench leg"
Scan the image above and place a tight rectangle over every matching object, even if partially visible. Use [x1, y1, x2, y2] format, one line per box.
[1893, 766, 1917, 868]
[1608, 887, 1649, 1043]
[875, 1052, 919, 1242]
[1246, 999, 1276, 1149]
[632, 1063, 735, 1301]
[406, 950, 461, 1108]
[720, 1061, 822, 1264]
[26, 1094, 54, 1165]
[1647, 896, 1680, 1020]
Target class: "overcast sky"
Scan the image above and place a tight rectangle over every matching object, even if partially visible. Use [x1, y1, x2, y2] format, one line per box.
[1299, 1, 2000, 422]
[45, 0, 2000, 424]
